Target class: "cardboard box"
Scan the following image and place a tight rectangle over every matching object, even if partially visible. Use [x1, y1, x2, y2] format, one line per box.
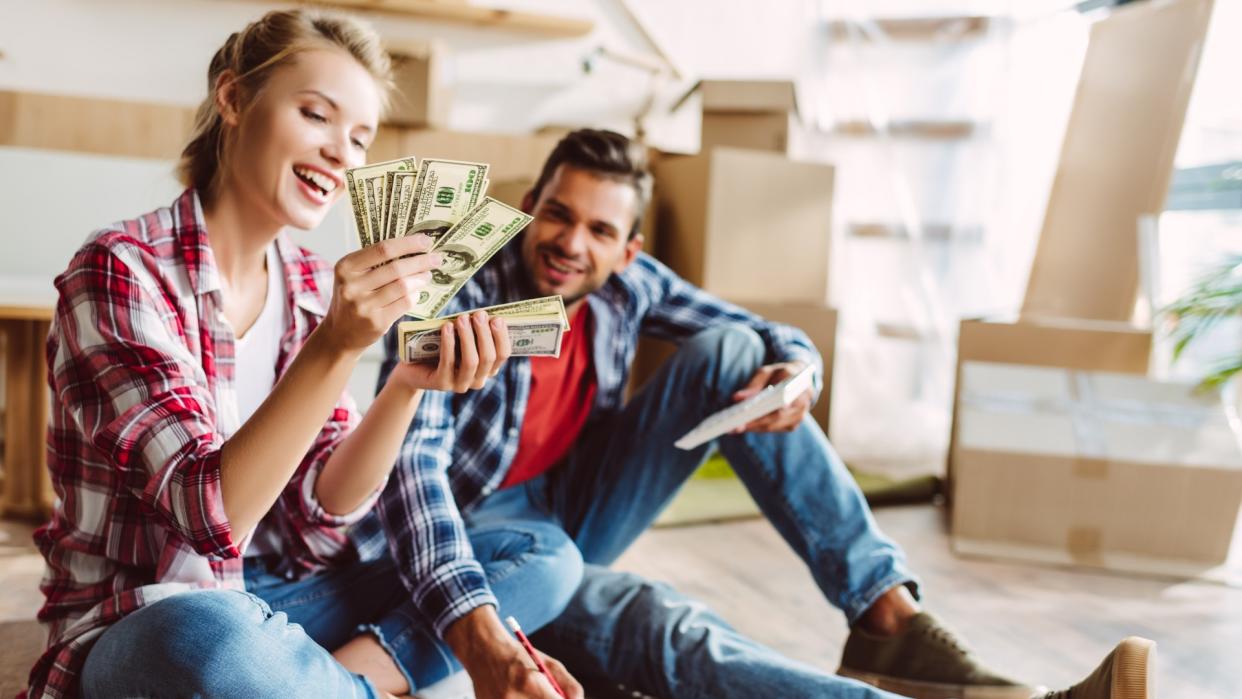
[629, 302, 837, 436]
[0, 90, 194, 160]
[487, 177, 532, 210]
[947, 316, 1154, 499]
[950, 360, 1242, 576]
[673, 79, 801, 154]
[652, 148, 833, 304]
[698, 80, 799, 114]
[386, 43, 451, 128]
[954, 317, 1153, 374]
[1020, 0, 1213, 322]
[734, 301, 837, 434]
[701, 112, 799, 155]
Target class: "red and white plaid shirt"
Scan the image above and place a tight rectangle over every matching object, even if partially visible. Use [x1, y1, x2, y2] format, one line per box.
[28, 189, 372, 698]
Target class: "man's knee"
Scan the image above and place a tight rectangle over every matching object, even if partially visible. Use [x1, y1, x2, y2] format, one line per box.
[570, 568, 732, 693]
[682, 325, 764, 363]
[572, 567, 724, 652]
[671, 324, 765, 397]
[625, 579, 723, 654]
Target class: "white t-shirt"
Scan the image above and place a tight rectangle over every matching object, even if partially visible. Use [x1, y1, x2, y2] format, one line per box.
[234, 244, 288, 425]
[234, 244, 290, 558]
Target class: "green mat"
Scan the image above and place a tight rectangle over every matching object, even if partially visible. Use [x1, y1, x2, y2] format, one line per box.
[655, 453, 941, 527]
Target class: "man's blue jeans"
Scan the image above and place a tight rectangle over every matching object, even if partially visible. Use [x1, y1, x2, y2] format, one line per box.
[468, 324, 916, 698]
[79, 520, 582, 697]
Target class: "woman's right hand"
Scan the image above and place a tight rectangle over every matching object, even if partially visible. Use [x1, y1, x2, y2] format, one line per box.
[320, 234, 441, 353]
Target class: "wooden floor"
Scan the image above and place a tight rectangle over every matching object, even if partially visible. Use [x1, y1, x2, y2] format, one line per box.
[3, 506, 1240, 698]
[616, 505, 1242, 699]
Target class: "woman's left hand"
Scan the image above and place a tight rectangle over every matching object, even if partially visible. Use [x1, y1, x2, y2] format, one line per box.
[387, 310, 511, 393]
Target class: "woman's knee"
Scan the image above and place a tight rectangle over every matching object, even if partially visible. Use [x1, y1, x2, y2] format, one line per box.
[82, 590, 273, 694]
[84, 589, 367, 696]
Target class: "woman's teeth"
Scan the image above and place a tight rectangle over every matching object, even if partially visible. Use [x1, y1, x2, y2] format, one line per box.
[293, 166, 336, 195]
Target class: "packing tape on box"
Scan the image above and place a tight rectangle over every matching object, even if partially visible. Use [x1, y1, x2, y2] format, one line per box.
[1067, 372, 1108, 459]
[960, 365, 1216, 462]
[1066, 526, 1103, 562]
[1072, 459, 1110, 479]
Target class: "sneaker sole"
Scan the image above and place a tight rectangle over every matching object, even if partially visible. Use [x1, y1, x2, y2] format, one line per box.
[1112, 636, 1157, 699]
[836, 668, 1034, 699]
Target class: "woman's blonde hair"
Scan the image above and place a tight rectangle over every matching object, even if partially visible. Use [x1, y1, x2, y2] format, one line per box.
[177, 9, 392, 193]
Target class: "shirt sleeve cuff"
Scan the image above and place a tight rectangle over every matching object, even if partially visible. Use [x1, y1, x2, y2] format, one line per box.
[300, 459, 387, 528]
[775, 346, 825, 400]
[411, 558, 499, 637]
[141, 445, 240, 559]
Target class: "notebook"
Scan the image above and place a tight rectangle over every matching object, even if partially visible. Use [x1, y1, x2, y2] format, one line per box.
[674, 364, 816, 450]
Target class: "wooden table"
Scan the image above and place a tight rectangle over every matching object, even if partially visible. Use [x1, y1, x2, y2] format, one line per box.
[0, 278, 56, 520]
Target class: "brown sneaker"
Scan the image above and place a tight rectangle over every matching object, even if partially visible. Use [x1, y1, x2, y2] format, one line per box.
[1037, 637, 1156, 699]
[838, 611, 1034, 699]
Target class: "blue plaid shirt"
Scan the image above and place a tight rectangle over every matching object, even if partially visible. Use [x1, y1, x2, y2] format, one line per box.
[355, 240, 822, 635]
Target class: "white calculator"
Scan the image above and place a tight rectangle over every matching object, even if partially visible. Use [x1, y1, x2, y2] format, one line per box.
[674, 364, 816, 450]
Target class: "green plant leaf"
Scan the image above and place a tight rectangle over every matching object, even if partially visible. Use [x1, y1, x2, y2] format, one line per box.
[1160, 253, 1242, 377]
[1197, 354, 1242, 389]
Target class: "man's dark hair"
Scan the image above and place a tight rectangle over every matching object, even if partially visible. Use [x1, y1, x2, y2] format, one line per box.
[529, 129, 653, 240]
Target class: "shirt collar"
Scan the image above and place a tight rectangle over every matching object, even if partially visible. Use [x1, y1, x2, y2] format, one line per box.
[171, 188, 222, 299]
[170, 188, 327, 318]
[274, 232, 329, 318]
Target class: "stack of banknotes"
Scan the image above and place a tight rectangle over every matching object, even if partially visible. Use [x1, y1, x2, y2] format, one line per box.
[397, 295, 570, 363]
[344, 156, 570, 362]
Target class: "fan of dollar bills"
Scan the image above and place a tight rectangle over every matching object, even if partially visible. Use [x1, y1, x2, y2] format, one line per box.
[344, 156, 569, 363]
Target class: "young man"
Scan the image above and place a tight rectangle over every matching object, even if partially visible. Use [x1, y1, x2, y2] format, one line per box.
[361, 129, 1156, 699]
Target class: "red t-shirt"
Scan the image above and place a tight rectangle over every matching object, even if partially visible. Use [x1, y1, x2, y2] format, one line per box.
[501, 302, 597, 489]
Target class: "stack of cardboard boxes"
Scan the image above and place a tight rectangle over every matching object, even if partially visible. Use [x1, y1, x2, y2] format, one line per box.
[637, 80, 839, 435]
[422, 78, 838, 434]
[676, 79, 804, 156]
[385, 41, 451, 129]
[384, 61, 832, 459]
[947, 0, 1242, 577]
[362, 42, 569, 181]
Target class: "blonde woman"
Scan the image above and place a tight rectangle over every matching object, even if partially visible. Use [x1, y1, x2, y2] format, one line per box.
[28, 10, 582, 699]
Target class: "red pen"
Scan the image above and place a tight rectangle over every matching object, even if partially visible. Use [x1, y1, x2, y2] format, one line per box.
[505, 616, 567, 698]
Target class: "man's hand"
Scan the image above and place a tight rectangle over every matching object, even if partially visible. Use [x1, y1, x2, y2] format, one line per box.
[730, 361, 813, 434]
[444, 607, 583, 699]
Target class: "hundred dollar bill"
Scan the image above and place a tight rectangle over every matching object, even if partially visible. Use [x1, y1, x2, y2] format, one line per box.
[344, 157, 416, 247]
[399, 314, 564, 363]
[414, 295, 569, 331]
[400, 159, 490, 246]
[485, 296, 568, 330]
[344, 171, 371, 249]
[406, 197, 534, 319]
[378, 171, 398, 239]
[382, 171, 419, 241]
[364, 175, 387, 242]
